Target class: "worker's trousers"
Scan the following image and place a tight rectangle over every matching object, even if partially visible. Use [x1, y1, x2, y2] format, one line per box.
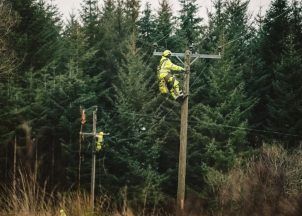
[158, 73, 182, 100]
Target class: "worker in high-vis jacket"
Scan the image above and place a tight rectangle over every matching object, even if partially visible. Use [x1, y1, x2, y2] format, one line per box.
[96, 131, 104, 152]
[96, 131, 109, 152]
[157, 50, 185, 100]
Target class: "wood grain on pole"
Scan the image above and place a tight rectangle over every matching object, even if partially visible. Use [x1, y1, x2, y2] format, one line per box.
[91, 108, 97, 211]
[177, 49, 191, 216]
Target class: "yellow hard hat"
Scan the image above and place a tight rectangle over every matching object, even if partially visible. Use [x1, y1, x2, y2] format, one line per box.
[162, 50, 172, 57]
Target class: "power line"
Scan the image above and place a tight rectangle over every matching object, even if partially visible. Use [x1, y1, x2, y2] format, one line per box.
[93, 108, 301, 138]
[191, 118, 301, 138]
[83, 103, 302, 138]
[219, 8, 289, 48]
[190, 67, 207, 89]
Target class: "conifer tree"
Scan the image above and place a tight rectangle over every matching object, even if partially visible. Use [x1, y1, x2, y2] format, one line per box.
[7, 0, 62, 72]
[98, 0, 130, 107]
[81, 0, 100, 45]
[189, 0, 224, 105]
[243, 30, 265, 146]
[155, 0, 175, 49]
[249, 0, 291, 142]
[178, 0, 203, 46]
[189, 0, 252, 191]
[62, 14, 84, 71]
[0, 1, 19, 181]
[267, 34, 302, 145]
[105, 36, 165, 202]
[80, 0, 117, 110]
[1, 0, 63, 182]
[290, 0, 302, 51]
[261, 0, 290, 65]
[80, 0, 101, 75]
[204, 0, 225, 50]
[25, 12, 104, 185]
[125, 0, 140, 33]
[60, 13, 113, 187]
[138, 2, 156, 50]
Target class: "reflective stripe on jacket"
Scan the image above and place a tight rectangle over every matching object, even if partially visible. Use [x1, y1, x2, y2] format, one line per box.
[158, 56, 184, 79]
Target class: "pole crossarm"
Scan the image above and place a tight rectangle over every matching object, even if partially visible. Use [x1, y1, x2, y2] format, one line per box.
[80, 132, 95, 136]
[153, 51, 221, 59]
[80, 132, 110, 137]
[195, 54, 221, 59]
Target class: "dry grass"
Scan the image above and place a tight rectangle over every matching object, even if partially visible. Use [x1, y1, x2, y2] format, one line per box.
[205, 144, 302, 216]
[0, 170, 171, 216]
[0, 169, 113, 216]
[0, 171, 52, 216]
[3, 145, 300, 215]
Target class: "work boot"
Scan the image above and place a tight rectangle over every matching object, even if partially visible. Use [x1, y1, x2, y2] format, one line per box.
[176, 96, 183, 103]
[175, 93, 184, 102]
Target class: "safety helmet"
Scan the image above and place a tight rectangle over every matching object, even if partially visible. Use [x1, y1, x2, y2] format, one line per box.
[162, 50, 172, 57]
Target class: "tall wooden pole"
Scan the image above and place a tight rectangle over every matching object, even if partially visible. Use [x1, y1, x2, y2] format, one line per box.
[51, 139, 55, 186]
[79, 106, 104, 211]
[13, 135, 17, 196]
[91, 107, 97, 211]
[177, 50, 191, 216]
[78, 124, 83, 189]
[153, 48, 220, 216]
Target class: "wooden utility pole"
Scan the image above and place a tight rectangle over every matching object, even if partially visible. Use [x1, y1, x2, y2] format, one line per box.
[80, 106, 98, 211]
[177, 50, 191, 215]
[91, 108, 97, 209]
[153, 47, 220, 216]
[13, 135, 17, 197]
[78, 107, 87, 189]
[80, 106, 109, 211]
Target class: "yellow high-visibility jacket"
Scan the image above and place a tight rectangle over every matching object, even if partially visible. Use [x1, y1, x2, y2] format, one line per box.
[157, 56, 184, 80]
[96, 132, 104, 151]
